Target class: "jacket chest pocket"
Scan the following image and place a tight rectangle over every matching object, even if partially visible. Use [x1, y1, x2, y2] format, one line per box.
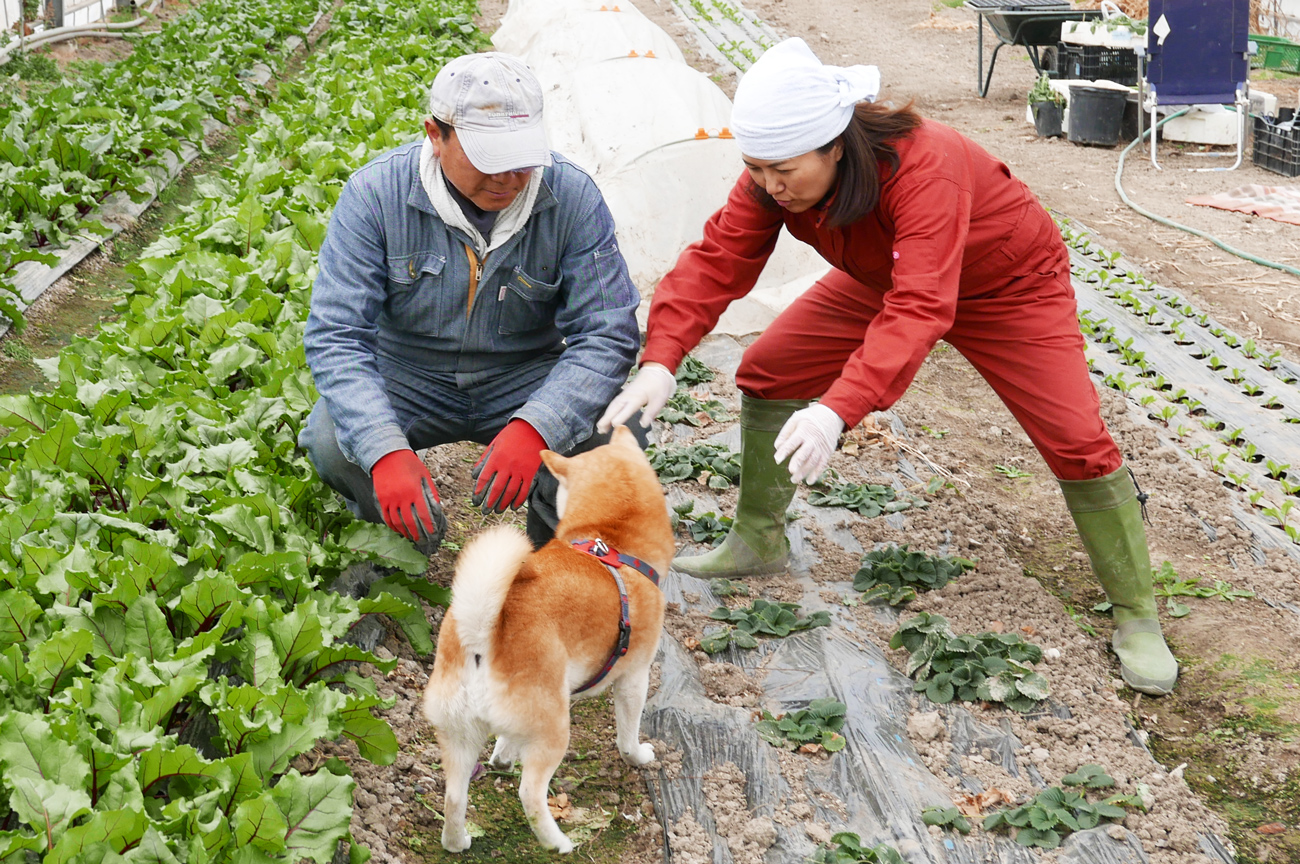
[498, 266, 561, 335]
[385, 252, 447, 335]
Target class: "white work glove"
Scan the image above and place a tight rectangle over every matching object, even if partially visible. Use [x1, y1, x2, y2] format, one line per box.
[774, 403, 846, 484]
[597, 362, 678, 432]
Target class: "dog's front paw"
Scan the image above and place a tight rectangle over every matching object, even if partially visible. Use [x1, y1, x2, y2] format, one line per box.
[441, 827, 472, 853]
[548, 835, 574, 855]
[621, 742, 655, 766]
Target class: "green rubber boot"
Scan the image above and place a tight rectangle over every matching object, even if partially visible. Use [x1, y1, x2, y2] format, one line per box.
[672, 396, 807, 578]
[1060, 467, 1178, 696]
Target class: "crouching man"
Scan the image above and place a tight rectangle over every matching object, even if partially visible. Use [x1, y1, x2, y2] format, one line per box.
[301, 52, 641, 551]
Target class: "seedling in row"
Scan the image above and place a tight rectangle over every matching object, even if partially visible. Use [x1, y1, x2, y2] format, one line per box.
[709, 577, 750, 597]
[807, 833, 906, 864]
[674, 353, 716, 385]
[754, 698, 847, 752]
[809, 472, 924, 518]
[890, 612, 1049, 712]
[701, 598, 830, 653]
[994, 464, 1033, 479]
[672, 501, 732, 546]
[1262, 500, 1295, 531]
[982, 766, 1143, 849]
[1153, 405, 1178, 426]
[648, 442, 741, 489]
[852, 544, 975, 606]
[922, 806, 972, 834]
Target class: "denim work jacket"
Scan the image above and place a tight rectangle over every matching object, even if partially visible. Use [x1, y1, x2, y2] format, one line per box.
[304, 142, 640, 473]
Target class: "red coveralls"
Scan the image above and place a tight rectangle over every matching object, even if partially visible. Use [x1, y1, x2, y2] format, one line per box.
[641, 119, 1121, 481]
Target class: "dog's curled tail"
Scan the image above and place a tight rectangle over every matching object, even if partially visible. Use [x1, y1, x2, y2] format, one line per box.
[448, 525, 533, 656]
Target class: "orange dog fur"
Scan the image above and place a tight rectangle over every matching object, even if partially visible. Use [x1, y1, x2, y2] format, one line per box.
[421, 426, 672, 854]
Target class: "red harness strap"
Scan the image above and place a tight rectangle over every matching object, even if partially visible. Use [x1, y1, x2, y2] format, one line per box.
[570, 538, 661, 694]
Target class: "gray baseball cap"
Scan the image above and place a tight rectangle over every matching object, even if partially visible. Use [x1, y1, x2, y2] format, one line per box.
[428, 52, 552, 173]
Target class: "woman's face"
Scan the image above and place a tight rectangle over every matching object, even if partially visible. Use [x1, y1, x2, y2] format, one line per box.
[742, 141, 844, 214]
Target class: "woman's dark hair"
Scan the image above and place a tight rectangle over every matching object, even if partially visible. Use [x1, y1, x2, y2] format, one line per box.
[745, 100, 923, 228]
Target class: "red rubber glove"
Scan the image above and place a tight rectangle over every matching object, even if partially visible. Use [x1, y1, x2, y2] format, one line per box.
[471, 419, 547, 513]
[371, 449, 440, 541]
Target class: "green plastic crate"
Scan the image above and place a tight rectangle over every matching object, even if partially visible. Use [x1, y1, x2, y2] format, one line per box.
[1251, 33, 1300, 73]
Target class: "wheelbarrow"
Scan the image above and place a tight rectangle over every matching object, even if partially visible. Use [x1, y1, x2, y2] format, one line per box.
[965, 1, 1103, 97]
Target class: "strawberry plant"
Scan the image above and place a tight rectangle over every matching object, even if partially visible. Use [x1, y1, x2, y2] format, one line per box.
[921, 805, 972, 834]
[674, 353, 715, 385]
[808, 472, 922, 517]
[701, 599, 830, 652]
[982, 765, 1143, 849]
[889, 612, 1049, 712]
[754, 698, 847, 752]
[807, 831, 905, 864]
[0, 0, 483, 860]
[670, 500, 731, 546]
[647, 442, 741, 488]
[852, 544, 975, 606]
[708, 577, 750, 597]
[657, 389, 731, 427]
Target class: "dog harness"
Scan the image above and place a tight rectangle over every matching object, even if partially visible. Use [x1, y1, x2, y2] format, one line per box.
[570, 538, 660, 694]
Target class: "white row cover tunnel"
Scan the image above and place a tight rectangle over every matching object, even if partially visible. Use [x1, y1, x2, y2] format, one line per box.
[494, 0, 828, 335]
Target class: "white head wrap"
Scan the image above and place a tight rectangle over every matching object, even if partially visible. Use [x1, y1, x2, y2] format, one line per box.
[731, 38, 881, 161]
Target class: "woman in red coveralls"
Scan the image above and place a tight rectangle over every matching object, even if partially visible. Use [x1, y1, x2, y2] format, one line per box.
[599, 38, 1176, 695]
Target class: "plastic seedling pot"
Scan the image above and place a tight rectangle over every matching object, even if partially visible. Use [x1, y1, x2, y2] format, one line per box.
[1032, 100, 1064, 137]
[1068, 85, 1127, 146]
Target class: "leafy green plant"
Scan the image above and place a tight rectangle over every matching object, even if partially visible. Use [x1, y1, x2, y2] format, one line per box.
[1028, 73, 1064, 105]
[994, 463, 1033, 479]
[1101, 562, 1255, 616]
[922, 806, 972, 834]
[708, 577, 749, 597]
[647, 442, 741, 488]
[982, 766, 1143, 849]
[754, 698, 847, 752]
[674, 353, 715, 385]
[657, 388, 731, 426]
[0, 52, 60, 81]
[889, 612, 1049, 712]
[0, 1, 484, 860]
[701, 599, 830, 653]
[808, 472, 923, 517]
[0, 0, 329, 329]
[851, 544, 975, 606]
[671, 500, 732, 546]
[1064, 605, 1098, 637]
[806, 832, 905, 864]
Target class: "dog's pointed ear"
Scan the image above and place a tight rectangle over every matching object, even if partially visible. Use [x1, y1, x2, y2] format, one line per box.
[539, 449, 568, 476]
[611, 425, 640, 450]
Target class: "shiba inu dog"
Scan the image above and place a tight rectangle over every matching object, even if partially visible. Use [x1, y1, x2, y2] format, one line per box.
[422, 426, 672, 854]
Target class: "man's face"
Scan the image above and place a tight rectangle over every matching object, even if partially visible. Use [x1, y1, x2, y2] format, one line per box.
[426, 119, 533, 212]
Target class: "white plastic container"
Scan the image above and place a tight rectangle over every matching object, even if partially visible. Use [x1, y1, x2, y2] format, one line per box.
[1160, 106, 1242, 146]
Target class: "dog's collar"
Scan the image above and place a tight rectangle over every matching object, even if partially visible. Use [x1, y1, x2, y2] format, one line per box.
[570, 538, 660, 586]
[570, 538, 659, 694]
